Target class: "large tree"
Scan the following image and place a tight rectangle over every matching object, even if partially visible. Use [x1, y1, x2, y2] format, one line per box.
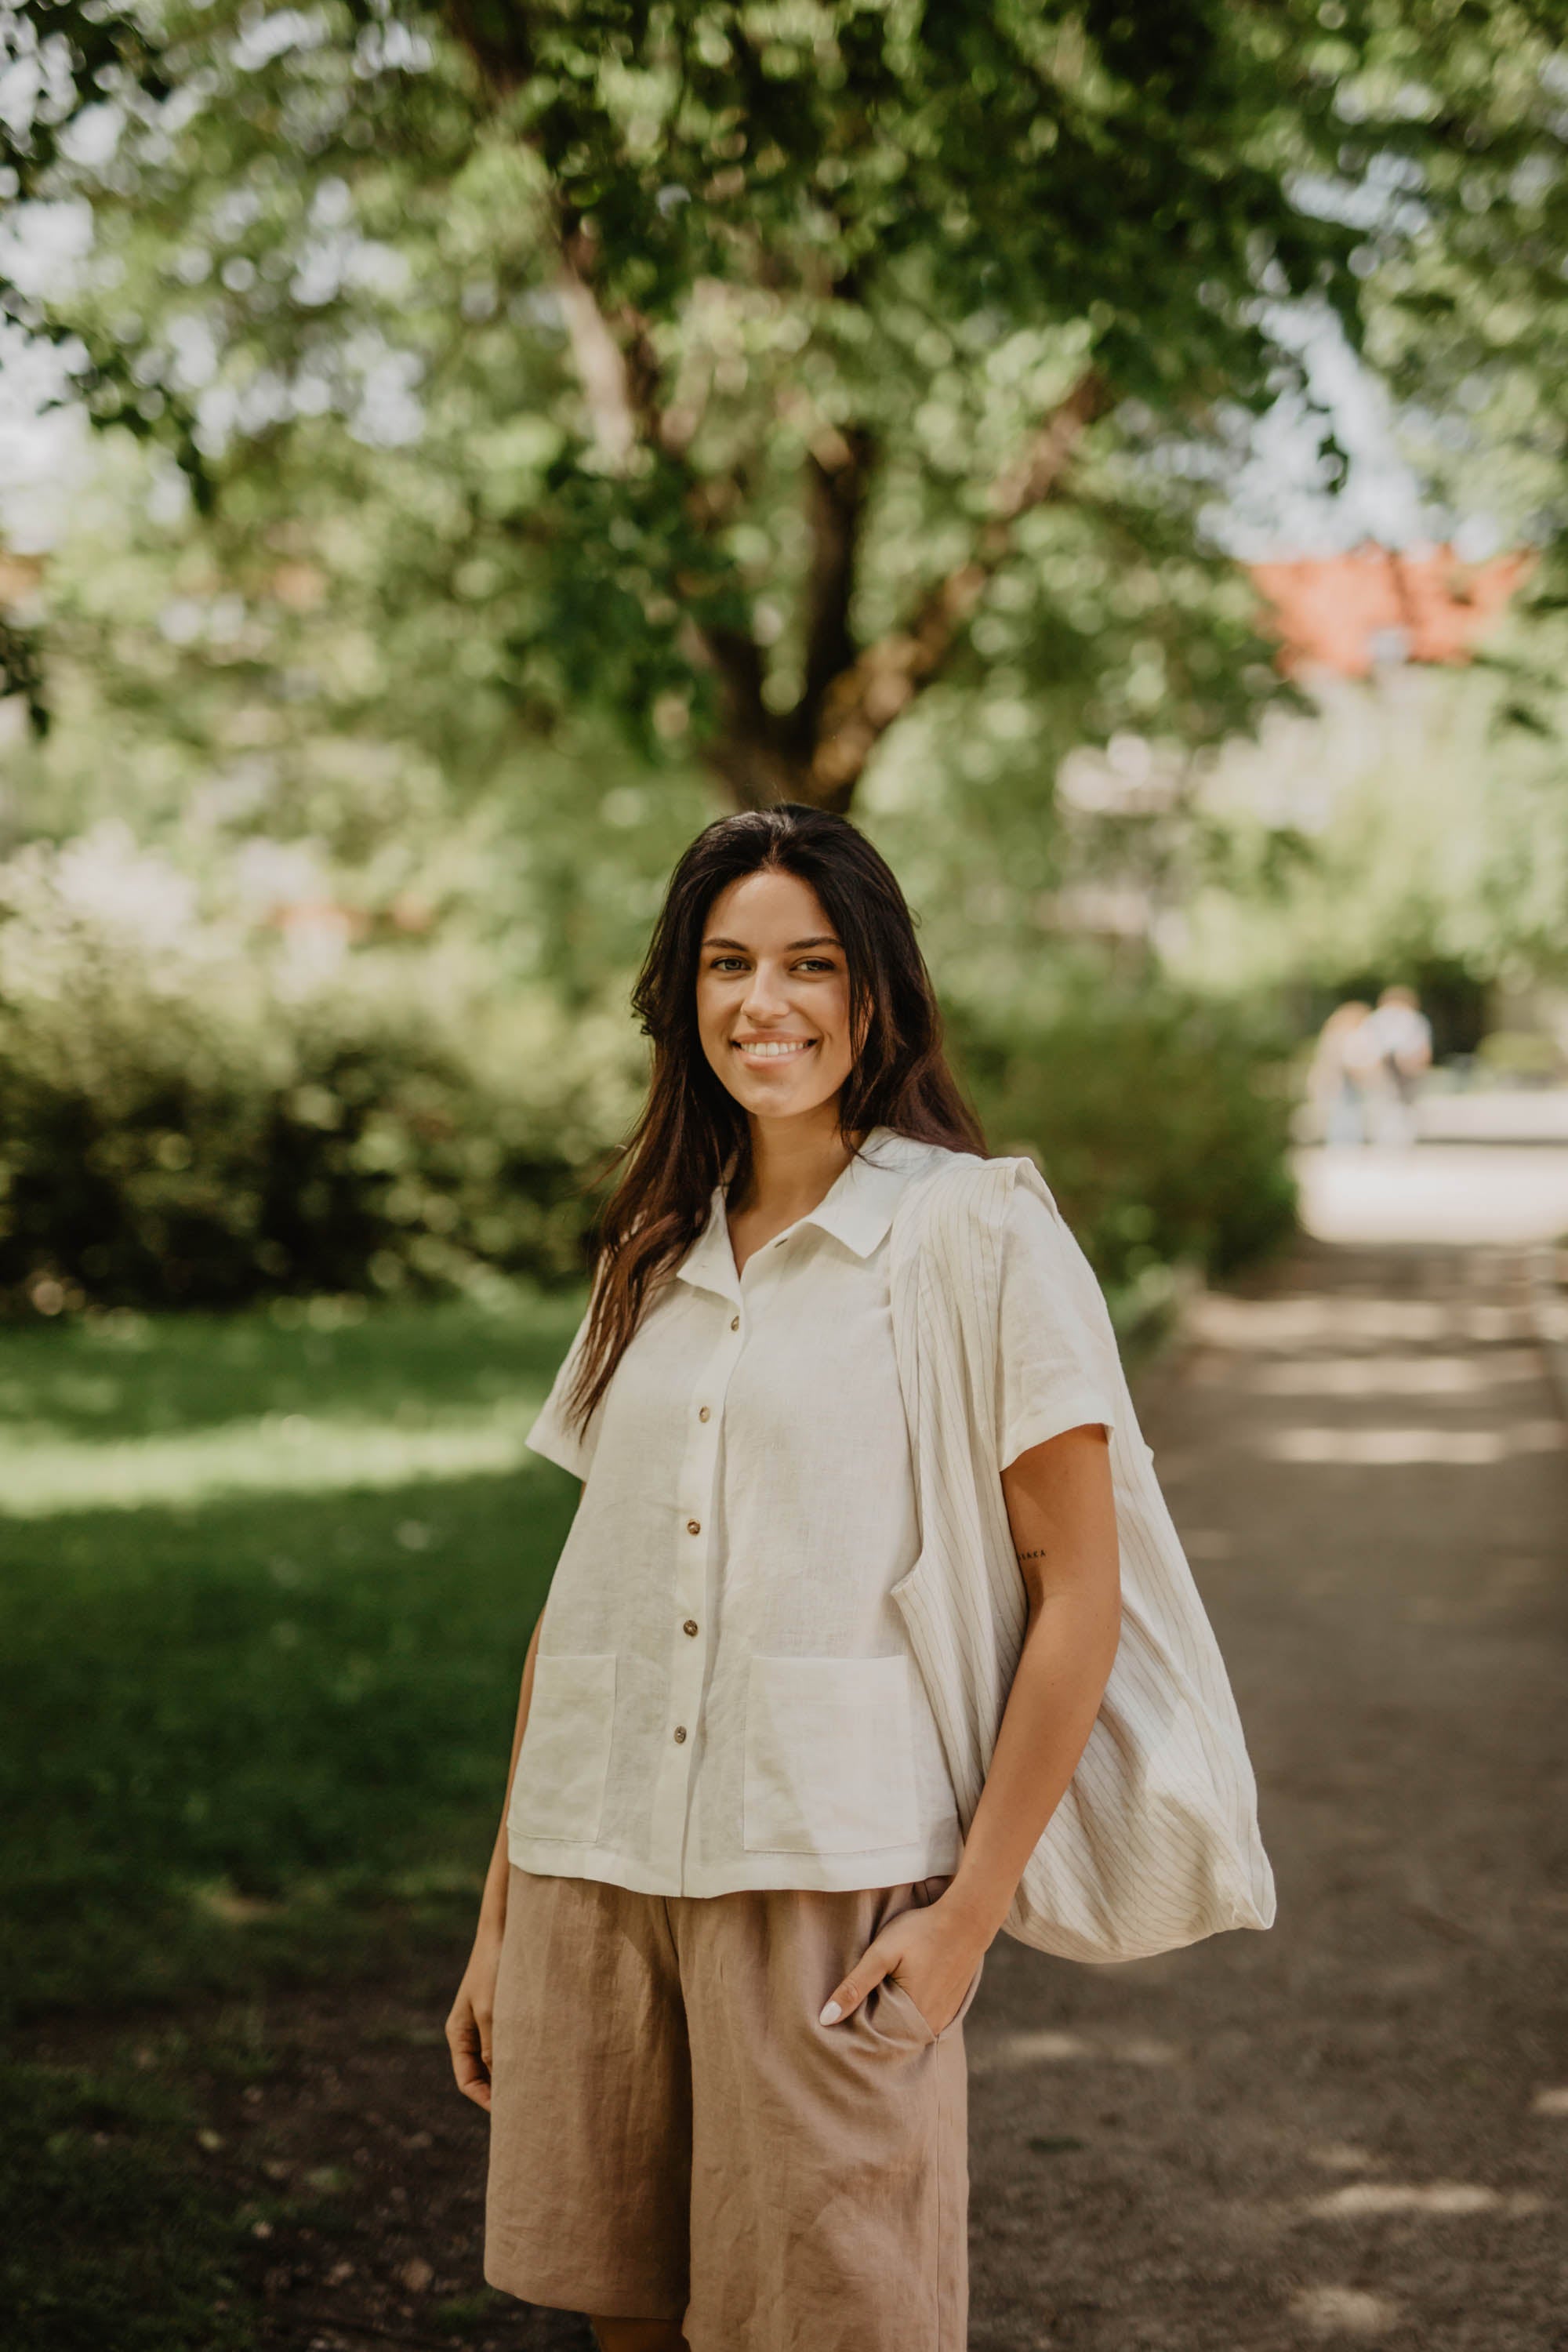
[5, 0, 1564, 815]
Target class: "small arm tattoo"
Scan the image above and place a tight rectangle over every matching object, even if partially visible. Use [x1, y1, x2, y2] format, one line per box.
[1016, 1546, 1048, 1563]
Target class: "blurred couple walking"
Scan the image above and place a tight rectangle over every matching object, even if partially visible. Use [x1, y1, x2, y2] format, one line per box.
[1310, 985, 1433, 1149]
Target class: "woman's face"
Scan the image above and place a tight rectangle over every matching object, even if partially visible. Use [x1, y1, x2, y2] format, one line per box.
[695, 868, 856, 1124]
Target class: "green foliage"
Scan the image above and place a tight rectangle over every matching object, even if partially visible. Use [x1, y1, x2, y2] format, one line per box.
[1167, 661, 1568, 1001]
[951, 988, 1298, 1293]
[0, 828, 646, 1313]
[10, 423, 717, 1006]
[1355, 8, 1568, 713]
[5, 0, 1442, 813]
[6, 0, 1561, 1139]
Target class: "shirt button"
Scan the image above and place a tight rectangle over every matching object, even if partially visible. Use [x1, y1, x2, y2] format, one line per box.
[730, 1314, 740, 1331]
[673, 1725, 688, 1744]
[683, 1618, 699, 1637]
[699, 1405, 711, 1422]
[686, 1518, 701, 1536]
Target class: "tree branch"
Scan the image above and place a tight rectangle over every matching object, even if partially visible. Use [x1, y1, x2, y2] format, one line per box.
[685, 621, 797, 810]
[437, 2, 534, 94]
[784, 427, 876, 766]
[554, 252, 641, 470]
[553, 221, 677, 471]
[804, 370, 1106, 808]
[554, 237, 793, 813]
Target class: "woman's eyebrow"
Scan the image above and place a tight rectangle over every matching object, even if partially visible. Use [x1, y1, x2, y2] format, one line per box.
[701, 935, 843, 952]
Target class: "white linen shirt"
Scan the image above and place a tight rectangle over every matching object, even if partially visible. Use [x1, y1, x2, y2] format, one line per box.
[509, 1126, 1118, 1896]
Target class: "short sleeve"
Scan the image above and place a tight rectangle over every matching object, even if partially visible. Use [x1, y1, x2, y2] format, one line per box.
[524, 1301, 600, 1481]
[996, 1180, 1120, 1469]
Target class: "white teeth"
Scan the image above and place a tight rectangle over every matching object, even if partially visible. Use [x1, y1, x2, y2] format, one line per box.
[733, 1040, 814, 1057]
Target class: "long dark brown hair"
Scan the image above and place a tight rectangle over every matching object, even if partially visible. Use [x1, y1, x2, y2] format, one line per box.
[562, 804, 986, 1433]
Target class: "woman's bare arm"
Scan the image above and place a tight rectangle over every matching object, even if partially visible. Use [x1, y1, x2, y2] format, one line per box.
[943, 1422, 1121, 1936]
[445, 1611, 543, 2108]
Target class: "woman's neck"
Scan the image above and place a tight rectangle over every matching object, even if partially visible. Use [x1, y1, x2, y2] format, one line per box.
[734, 1106, 862, 1225]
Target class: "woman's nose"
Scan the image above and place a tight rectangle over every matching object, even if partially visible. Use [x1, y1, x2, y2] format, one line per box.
[740, 964, 789, 1018]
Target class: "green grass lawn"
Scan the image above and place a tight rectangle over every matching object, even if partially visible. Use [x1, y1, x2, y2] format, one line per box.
[0, 1290, 584, 2348]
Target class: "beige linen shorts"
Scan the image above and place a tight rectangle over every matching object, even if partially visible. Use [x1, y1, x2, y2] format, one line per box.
[484, 1866, 982, 2351]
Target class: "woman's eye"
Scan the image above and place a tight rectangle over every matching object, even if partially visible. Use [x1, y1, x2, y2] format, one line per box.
[706, 954, 836, 975]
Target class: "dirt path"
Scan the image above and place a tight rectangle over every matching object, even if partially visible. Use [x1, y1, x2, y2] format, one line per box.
[203, 1224, 1568, 2352]
[968, 1234, 1568, 2352]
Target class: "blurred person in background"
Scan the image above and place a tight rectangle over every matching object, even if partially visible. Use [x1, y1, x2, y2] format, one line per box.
[1309, 999, 1377, 1145]
[443, 806, 1269, 2352]
[1367, 984, 1434, 1147]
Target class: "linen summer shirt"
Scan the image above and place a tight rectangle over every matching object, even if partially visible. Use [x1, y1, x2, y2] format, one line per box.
[509, 1126, 1120, 1897]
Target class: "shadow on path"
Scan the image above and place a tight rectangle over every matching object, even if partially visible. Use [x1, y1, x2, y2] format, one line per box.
[969, 1234, 1568, 2352]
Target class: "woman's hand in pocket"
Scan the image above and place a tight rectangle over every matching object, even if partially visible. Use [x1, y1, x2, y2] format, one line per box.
[818, 1893, 989, 2039]
[446, 1918, 503, 2110]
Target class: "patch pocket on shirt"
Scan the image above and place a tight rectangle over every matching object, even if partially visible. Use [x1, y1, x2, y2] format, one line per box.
[506, 1653, 616, 1846]
[742, 1655, 920, 1855]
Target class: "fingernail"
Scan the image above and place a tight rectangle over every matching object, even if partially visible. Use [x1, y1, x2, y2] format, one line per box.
[818, 1999, 843, 2025]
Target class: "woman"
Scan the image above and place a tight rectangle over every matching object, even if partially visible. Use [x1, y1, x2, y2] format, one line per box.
[447, 805, 1269, 2351]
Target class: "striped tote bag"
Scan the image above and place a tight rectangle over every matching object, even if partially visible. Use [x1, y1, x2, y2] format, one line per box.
[887, 1150, 1276, 1964]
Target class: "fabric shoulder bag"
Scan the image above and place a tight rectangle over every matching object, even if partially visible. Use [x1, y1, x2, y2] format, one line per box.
[886, 1149, 1276, 1964]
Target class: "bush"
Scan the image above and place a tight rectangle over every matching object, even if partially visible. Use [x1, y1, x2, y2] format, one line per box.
[948, 986, 1298, 1296]
[0, 829, 644, 1315]
[0, 833, 1297, 1319]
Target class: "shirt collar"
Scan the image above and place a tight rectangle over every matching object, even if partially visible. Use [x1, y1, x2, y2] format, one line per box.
[673, 1127, 929, 1300]
[673, 1192, 741, 1301]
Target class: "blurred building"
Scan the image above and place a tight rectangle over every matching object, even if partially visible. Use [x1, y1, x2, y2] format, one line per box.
[1249, 543, 1531, 679]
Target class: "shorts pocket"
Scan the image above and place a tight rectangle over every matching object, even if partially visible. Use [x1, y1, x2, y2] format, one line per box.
[742, 1655, 920, 1854]
[880, 1955, 985, 2048]
[506, 1653, 616, 1846]
[877, 1974, 937, 2047]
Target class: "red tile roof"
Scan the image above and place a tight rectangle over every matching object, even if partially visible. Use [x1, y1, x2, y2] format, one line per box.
[1249, 543, 1531, 677]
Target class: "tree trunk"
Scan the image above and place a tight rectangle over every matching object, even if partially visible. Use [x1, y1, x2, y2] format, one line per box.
[700, 734, 818, 812]
[700, 374, 1103, 818]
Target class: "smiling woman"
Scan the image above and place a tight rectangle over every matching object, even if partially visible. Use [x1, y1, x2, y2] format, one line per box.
[445, 805, 1272, 2352]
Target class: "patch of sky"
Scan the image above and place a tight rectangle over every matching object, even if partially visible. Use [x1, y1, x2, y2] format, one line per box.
[1210, 304, 1435, 561]
[231, 9, 332, 74]
[353, 20, 435, 77]
[347, 342, 425, 449]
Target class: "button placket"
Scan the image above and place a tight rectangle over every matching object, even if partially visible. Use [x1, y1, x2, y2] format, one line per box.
[647, 1296, 747, 1885]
